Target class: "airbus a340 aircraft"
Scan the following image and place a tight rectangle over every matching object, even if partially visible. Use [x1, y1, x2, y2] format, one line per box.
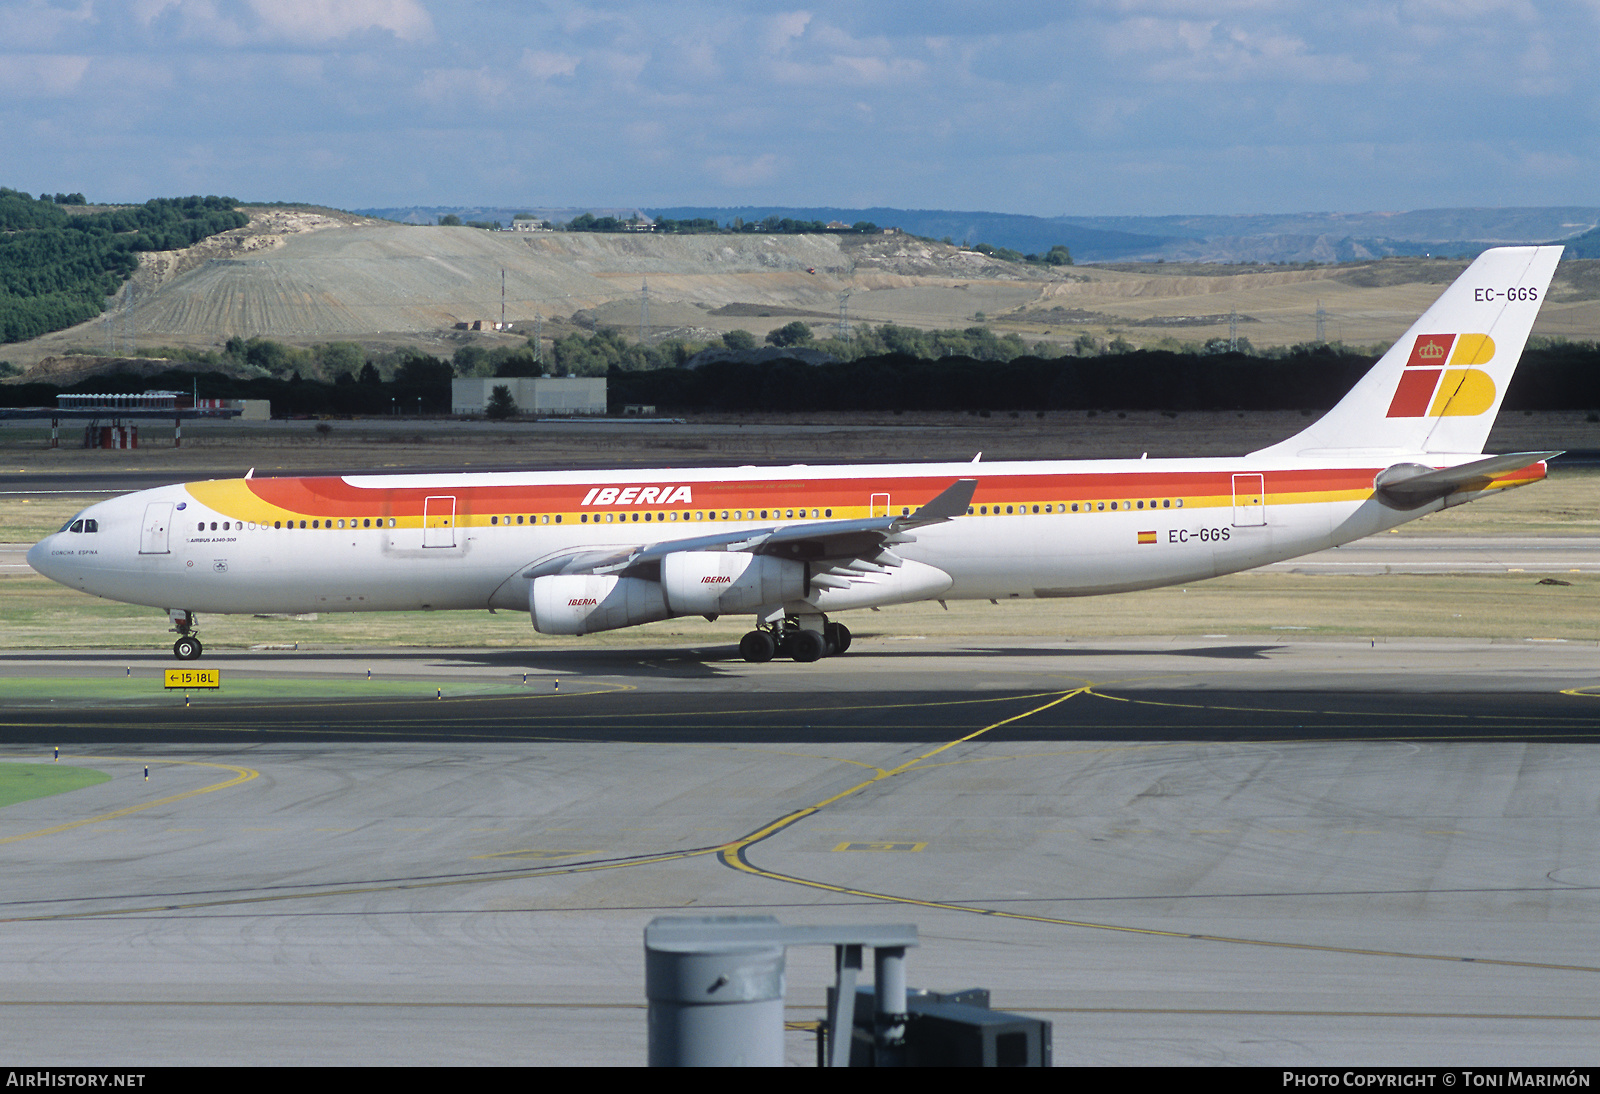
[29, 246, 1563, 663]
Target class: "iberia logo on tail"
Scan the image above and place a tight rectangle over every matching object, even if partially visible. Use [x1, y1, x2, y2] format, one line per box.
[1385, 333, 1497, 418]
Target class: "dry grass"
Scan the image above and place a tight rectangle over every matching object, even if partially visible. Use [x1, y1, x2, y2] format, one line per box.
[3, 568, 1597, 652]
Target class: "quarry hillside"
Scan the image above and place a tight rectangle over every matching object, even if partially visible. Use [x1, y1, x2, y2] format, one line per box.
[6, 208, 1599, 376]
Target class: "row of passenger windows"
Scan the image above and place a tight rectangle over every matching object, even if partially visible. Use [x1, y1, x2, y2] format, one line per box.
[969, 499, 1184, 515]
[199, 519, 398, 531]
[570, 508, 836, 525]
[197, 501, 1185, 533]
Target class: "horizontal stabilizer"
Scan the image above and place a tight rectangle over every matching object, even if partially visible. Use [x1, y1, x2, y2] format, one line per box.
[1373, 451, 1559, 509]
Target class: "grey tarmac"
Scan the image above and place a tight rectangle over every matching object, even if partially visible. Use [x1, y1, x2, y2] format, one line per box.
[1, 637, 1598, 1066]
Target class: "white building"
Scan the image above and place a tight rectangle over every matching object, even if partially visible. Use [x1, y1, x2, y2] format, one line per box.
[451, 377, 607, 416]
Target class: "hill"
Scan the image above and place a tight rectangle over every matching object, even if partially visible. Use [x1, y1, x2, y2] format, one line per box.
[6, 209, 1598, 379]
[359, 204, 1600, 264]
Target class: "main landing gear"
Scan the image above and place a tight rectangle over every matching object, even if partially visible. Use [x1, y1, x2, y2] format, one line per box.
[740, 616, 851, 664]
[169, 609, 203, 660]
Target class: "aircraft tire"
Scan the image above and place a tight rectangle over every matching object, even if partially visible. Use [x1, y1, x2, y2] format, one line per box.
[826, 622, 851, 655]
[739, 630, 776, 663]
[790, 629, 827, 663]
[173, 636, 203, 660]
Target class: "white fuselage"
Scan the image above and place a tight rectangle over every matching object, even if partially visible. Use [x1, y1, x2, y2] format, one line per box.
[27, 452, 1529, 621]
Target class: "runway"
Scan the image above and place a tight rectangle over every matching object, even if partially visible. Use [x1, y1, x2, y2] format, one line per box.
[2, 638, 1599, 1066]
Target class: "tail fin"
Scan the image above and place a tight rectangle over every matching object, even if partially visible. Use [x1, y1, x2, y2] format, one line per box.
[1252, 246, 1563, 458]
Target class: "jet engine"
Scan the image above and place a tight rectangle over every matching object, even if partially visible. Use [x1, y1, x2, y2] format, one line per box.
[529, 574, 669, 635]
[661, 552, 805, 615]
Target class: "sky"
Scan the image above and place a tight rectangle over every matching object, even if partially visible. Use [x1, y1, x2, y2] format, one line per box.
[2, 0, 1598, 217]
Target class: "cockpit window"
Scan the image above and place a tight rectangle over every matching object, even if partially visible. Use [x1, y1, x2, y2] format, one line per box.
[69, 520, 83, 533]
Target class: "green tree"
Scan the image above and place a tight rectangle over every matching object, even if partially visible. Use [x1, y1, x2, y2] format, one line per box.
[484, 384, 517, 419]
[722, 329, 756, 351]
[438, 214, 462, 226]
[766, 321, 814, 348]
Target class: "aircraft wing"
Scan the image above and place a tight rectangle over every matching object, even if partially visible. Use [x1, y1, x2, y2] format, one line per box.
[522, 478, 977, 583]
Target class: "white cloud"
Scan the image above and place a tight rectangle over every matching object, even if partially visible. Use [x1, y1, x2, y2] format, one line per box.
[248, 0, 433, 43]
[0, 52, 90, 96]
[521, 49, 579, 80]
[417, 66, 511, 106]
[127, 0, 432, 44]
[765, 10, 812, 51]
[0, 1, 95, 47]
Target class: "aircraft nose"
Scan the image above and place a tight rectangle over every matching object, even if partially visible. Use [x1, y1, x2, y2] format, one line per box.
[26, 536, 63, 581]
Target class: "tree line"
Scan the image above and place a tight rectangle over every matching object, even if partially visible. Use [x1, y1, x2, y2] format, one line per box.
[0, 190, 247, 344]
[7, 331, 1600, 418]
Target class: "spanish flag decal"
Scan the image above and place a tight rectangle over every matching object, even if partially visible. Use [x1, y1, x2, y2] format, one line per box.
[1386, 333, 1497, 418]
[1137, 530, 1157, 544]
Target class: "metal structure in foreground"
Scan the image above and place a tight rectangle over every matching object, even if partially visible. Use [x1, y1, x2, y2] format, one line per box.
[644, 916, 1050, 1067]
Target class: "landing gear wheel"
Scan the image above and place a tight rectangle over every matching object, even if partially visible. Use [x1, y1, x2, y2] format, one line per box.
[739, 630, 776, 663]
[825, 622, 851, 655]
[790, 629, 827, 663]
[173, 636, 203, 660]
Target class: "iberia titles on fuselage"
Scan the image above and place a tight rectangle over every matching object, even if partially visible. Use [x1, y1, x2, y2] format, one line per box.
[28, 246, 1565, 663]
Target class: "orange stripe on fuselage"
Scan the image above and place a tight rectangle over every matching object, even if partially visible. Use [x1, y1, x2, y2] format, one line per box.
[182, 465, 1428, 526]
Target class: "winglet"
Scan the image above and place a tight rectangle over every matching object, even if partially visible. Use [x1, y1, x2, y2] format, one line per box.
[902, 478, 978, 526]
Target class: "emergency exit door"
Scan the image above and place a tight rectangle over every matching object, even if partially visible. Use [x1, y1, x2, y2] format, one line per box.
[423, 496, 457, 547]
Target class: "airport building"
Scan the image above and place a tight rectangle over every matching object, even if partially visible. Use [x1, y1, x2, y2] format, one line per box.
[450, 376, 607, 416]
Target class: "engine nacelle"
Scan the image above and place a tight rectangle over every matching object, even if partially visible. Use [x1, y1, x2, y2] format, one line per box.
[529, 574, 669, 635]
[661, 552, 806, 615]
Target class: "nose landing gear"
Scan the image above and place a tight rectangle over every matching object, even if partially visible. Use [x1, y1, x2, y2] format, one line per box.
[168, 609, 203, 660]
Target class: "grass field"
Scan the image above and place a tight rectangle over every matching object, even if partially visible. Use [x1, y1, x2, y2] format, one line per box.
[0, 763, 112, 808]
[2, 568, 1596, 651]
